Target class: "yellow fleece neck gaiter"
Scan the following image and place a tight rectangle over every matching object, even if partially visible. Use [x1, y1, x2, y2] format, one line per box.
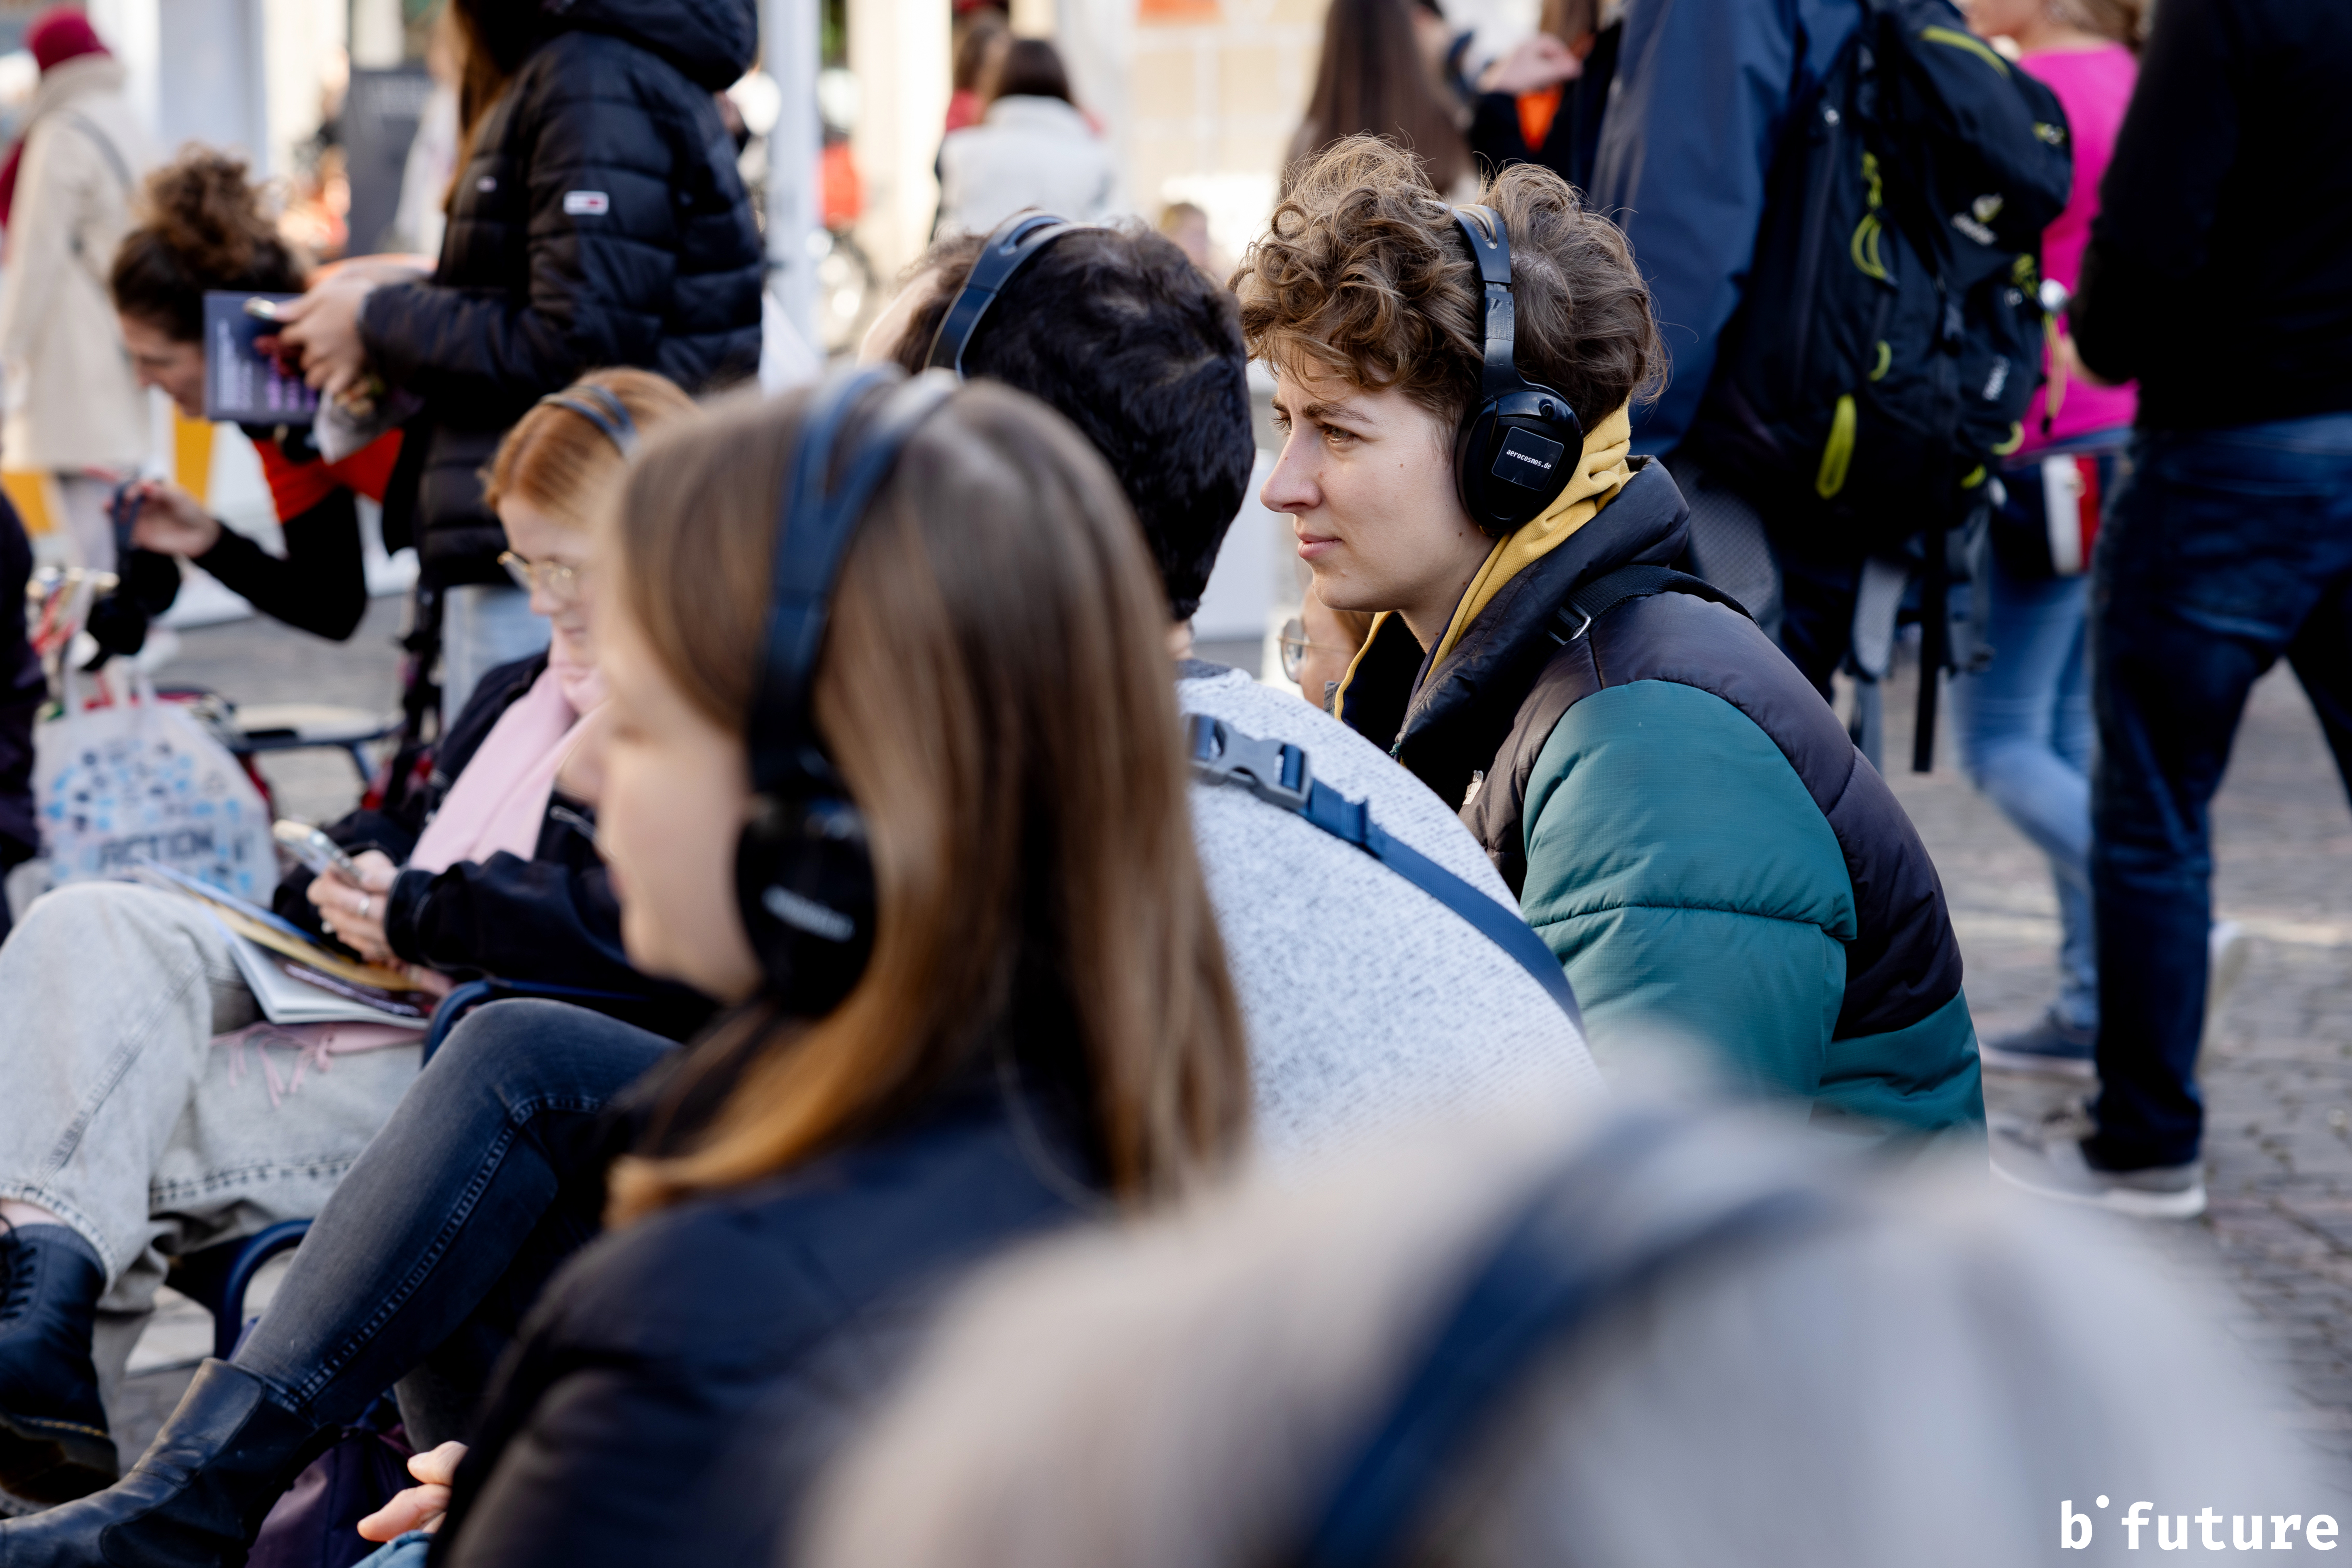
[1425, 402, 1635, 670]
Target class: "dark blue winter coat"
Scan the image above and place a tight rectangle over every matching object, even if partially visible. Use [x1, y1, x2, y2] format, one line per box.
[426, 1071, 1102, 1568]
[1588, 0, 1860, 456]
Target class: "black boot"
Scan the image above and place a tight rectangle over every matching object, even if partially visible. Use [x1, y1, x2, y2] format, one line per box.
[0, 1223, 115, 1504]
[0, 1360, 333, 1565]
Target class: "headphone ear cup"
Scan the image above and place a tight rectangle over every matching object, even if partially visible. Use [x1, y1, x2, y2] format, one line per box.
[734, 795, 877, 1018]
[1454, 400, 1509, 539]
[1455, 388, 1584, 538]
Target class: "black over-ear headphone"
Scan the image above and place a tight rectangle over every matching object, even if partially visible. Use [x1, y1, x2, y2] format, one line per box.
[734, 362, 956, 1013]
[1449, 206, 1585, 536]
[925, 210, 1092, 375]
[536, 382, 639, 458]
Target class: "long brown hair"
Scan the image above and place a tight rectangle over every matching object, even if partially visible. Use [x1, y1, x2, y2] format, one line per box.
[603, 380, 1250, 1220]
[443, 0, 538, 210]
[1286, 0, 1470, 196]
[111, 149, 306, 340]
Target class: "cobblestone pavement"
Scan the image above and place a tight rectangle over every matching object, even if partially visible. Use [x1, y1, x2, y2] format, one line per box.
[17, 605, 2350, 1505]
[1872, 657, 2352, 1489]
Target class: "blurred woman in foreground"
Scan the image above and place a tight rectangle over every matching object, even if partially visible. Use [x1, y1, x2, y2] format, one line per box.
[809, 1096, 2317, 1567]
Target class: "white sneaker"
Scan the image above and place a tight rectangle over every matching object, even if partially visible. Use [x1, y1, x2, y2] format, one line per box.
[1989, 1123, 2206, 1219]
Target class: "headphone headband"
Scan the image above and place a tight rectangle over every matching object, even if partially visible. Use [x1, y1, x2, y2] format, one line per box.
[924, 211, 1092, 377]
[1452, 207, 1527, 407]
[536, 383, 639, 459]
[746, 365, 956, 794]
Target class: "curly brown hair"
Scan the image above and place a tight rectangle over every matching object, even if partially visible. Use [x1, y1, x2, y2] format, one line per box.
[1233, 136, 1661, 435]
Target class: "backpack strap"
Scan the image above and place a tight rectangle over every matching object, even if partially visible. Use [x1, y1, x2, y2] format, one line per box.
[1297, 1109, 1848, 1568]
[57, 110, 133, 196]
[1549, 562, 1753, 645]
[1185, 713, 1583, 1033]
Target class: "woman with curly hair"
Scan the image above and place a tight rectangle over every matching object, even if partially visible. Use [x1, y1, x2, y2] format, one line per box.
[1235, 138, 1981, 1140]
[93, 149, 398, 660]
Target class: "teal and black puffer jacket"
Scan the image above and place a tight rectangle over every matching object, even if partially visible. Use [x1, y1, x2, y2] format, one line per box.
[1336, 457, 1982, 1134]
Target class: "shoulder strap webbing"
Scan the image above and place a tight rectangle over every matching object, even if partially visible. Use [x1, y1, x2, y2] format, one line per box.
[1297, 1110, 1846, 1568]
[57, 111, 133, 195]
[1185, 713, 1583, 1032]
[1550, 562, 1752, 645]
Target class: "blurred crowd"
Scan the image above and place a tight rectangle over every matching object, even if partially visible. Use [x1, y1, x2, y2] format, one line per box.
[0, 0, 2348, 1562]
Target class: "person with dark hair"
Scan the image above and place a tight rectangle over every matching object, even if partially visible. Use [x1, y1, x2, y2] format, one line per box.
[0, 7, 155, 572]
[268, 0, 765, 722]
[936, 37, 1114, 235]
[865, 218, 1600, 1153]
[1286, 0, 1471, 198]
[1994, 0, 2352, 1216]
[93, 149, 395, 658]
[1232, 139, 1980, 1135]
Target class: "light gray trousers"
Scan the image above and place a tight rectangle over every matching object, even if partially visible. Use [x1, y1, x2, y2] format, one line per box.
[0, 881, 421, 1319]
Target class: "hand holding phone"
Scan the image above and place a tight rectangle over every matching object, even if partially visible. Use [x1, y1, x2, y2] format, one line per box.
[274, 820, 362, 883]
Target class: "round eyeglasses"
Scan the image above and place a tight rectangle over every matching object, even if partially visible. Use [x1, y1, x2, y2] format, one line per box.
[499, 550, 584, 602]
[1276, 615, 1346, 686]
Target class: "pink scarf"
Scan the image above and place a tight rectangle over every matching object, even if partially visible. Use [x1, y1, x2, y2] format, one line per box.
[410, 640, 605, 873]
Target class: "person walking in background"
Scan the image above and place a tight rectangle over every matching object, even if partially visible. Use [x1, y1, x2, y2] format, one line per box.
[943, 9, 1007, 137]
[1950, 0, 2146, 1077]
[936, 39, 1115, 236]
[0, 8, 155, 573]
[1284, 0, 1471, 199]
[270, 0, 764, 725]
[1465, 0, 1618, 193]
[1993, 0, 2352, 1217]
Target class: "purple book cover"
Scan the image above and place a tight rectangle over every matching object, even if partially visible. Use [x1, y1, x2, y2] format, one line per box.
[203, 292, 319, 424]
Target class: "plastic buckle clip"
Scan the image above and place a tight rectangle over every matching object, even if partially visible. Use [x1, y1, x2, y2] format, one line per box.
[1187, 714, 1312, 812]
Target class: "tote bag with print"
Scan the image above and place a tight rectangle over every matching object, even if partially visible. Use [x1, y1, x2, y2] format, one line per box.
[33, 665, 274, 901]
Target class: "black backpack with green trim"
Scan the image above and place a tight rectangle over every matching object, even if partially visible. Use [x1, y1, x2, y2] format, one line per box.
[1688, 0, 2074, 541]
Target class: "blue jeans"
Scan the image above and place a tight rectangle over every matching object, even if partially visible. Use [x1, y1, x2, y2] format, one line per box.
[231, 1001, 674, 1432]
[1951, 554, 2095, 1030]
[2089, 414, 2352, 1169]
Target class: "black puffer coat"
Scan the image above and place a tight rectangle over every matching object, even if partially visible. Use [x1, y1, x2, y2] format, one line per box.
[361, 0, 764, 586]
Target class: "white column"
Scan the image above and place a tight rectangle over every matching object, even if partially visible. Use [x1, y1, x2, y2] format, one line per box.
[349, 0, 405, 69]
[1054, 0, 1134, 213]
[846, 0, 949, 280]
[84, 0, 159, 130]
[762, 0, 821, 343]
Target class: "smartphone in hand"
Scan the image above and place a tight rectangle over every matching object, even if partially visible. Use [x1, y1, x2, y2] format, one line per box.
[274, 820, 362, 883]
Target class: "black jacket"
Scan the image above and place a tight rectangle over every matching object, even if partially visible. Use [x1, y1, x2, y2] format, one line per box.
[2071, 0, 2352, 430]
[1465, 22, 1618, 194]
[273, 653, 712, 1038]
[429, 1070, 1101, 1568]
[0, 493, 38, 876]
[362, 0, 764, 585]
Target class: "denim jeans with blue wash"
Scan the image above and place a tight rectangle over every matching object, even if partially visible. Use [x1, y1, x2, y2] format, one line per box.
[230, 1000, 673, 1434]
[1951, 541, 2097, 1032]
[2089, 413, 2352, 1169]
